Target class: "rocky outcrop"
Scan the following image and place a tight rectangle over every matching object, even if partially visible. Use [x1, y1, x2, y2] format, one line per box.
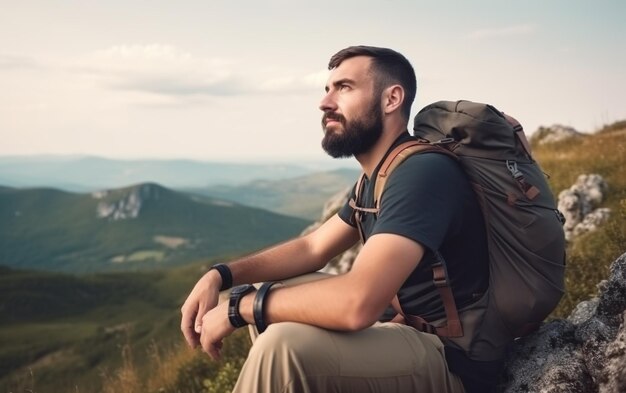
[93, 184, 161, 221]
[499, 252, 626, 393]
[533, 125, 584, 145]
[558, 174, 611, 241]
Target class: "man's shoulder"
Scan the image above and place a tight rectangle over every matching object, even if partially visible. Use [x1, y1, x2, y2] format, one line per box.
[386, 150, 465, 186]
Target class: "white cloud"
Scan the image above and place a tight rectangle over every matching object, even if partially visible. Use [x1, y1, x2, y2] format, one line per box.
[0, 54, 43, 70]
[467, 24, 536, 40]
[259, 69, 328, 93]
[74, 44, 323, 98]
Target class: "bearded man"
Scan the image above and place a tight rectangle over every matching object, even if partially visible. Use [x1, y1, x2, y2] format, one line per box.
[181, 46, 496, 393]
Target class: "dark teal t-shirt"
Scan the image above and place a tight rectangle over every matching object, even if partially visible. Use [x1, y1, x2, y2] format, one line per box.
[338, 133, 489, 320]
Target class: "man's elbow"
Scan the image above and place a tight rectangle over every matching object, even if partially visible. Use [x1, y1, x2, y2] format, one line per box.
[342, 297, 384, 331]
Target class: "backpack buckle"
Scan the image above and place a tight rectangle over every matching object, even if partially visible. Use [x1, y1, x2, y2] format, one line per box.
[420, 322, 437, 334]
[431, 262, 447, 288]
[434, 138, 456, 145]
[555, 209, 566, 224]
[506, 160, 523, 179]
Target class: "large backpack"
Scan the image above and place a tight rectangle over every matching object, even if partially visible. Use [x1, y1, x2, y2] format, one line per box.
[351, 100, 566, 361]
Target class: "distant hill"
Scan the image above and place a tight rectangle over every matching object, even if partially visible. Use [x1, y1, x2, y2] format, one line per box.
[0, 183, 310, 272]
[0, 155, 353, 191]
[187, 168, 359, 219]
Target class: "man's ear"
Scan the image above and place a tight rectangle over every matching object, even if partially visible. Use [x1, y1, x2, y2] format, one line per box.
[382, 85, 405, 115]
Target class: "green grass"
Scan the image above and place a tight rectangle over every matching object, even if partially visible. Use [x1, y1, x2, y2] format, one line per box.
[531, 127, 626, 317]
[0, 262, 206, 393]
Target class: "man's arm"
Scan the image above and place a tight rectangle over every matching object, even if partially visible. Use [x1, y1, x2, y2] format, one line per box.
[242, 232, 424, 329]
[198, 231, 424, 358]
[227, 214, 360, 285]
[181, 214, 359, 348]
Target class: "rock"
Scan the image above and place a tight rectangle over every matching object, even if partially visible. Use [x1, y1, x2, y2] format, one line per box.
[567, 298, 599, 325]
[95, 184, 160, 221]
[599, 314, 626, 393]
[500, 320, 594, 393]
[573, 207, 612, 238]
[533, 125, 584, 145]
[500, 252, 626, 393]
[557, 174, 611, 241]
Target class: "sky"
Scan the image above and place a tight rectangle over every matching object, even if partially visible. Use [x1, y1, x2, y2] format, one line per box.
[1, 0, 625, 164]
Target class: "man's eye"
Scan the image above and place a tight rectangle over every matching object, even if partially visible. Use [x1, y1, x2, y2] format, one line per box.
[340, 84, 350, 91]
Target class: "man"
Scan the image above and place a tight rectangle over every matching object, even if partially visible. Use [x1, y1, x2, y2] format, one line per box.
[181, 46, 496, 392]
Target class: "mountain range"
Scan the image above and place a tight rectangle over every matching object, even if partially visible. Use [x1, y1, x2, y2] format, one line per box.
[0, 183, 310, 273]
[0, 155, 356, 191]
[187, 168, 358, 219]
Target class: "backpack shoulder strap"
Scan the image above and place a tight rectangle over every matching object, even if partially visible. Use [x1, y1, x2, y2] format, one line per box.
[376, 140, 463, 338]
[373, 140, 457, 210]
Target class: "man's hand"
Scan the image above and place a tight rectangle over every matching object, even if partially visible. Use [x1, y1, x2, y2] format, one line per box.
[198, 300, 238, 360]
[180, 269, 222, 348]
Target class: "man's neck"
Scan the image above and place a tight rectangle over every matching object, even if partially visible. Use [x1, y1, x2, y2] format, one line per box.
[355, 125, 408, 178]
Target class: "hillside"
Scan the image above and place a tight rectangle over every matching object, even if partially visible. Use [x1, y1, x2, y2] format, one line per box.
[187, 168, 359, 219]
[0, 183, 310, 272]
[0, 264, 201, 393]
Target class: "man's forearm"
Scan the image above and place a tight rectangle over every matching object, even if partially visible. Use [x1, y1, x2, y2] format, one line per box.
[228, 236, 326, 285]
[226, 214, 359, 286]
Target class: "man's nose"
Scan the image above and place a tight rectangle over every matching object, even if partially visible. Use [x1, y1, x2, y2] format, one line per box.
[319, 92, 337, 112]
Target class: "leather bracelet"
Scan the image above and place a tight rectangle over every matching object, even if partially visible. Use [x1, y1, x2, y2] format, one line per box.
[253, 281, 280, 334]
[209, 264, 233, 291]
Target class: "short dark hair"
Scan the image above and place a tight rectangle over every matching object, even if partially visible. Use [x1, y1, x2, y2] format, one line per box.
[328, 46, 416, 120]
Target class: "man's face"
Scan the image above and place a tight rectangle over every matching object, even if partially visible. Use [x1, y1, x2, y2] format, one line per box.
[319, 56, 383, 158]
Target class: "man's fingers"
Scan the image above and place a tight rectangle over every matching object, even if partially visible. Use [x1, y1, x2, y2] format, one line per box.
[180, 307, 200, 348]
[181, 324, 199, 348]
[194, 314, 203, 333]
[206, 341, 223, 361]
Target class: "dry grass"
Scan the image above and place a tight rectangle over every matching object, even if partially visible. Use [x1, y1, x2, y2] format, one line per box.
[97, 328, 251, 393]
[533, 127, 626, 318]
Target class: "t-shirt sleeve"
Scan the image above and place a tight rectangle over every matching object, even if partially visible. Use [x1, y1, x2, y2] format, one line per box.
[338, 182, 358, 227]
[371, 153, 466, 251]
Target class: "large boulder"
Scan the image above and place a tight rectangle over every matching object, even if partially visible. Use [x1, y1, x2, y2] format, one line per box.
[500, 252, 626, 392]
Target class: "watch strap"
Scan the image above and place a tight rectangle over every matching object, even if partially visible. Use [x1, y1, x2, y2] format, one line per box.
[228, 284, 255, 328]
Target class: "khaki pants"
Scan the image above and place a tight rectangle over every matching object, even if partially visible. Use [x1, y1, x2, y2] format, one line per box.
[231, 274, 466, 393]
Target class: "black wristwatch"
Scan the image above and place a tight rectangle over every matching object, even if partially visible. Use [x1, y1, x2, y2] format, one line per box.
[228, 284, 256, 328]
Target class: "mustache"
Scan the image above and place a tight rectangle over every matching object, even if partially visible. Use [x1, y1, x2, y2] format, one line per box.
[322, 112, 346, 127]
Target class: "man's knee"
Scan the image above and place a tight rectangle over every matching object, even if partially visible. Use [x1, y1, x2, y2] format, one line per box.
[247, 322, 336, 370]
[250, 322, 314, 354]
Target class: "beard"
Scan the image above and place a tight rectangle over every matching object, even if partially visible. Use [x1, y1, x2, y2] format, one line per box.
[321, 98, 383, 159]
